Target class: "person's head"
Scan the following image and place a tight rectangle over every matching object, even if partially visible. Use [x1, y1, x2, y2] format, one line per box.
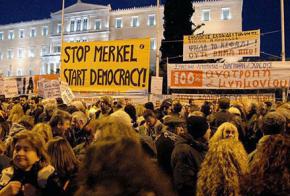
[172, 102, 182, 115]
[124, 104, 137, 123]
[136, 104, 145, 117]
[12, 131, 49, 171]
[244, 134, 290, 195]
[31, 123, 53, 143]
[160, 99, 173, 115]
[47, 137, 79, 176]
[76, 137, 174, 196]
[19, 95, 28, 106]
[262, 112, 286, 135]
[144, 102, 154, 111]
[210, 122, 239, 146]
[218, 97, 230, 110]
[143, 109, 157, 127]
[100, 96, 112, 113]
[18, 115, 35, 130]
[49, 110, 72, 136]
[228, 107, 241, 117]
[29, 96, 39, 109]
[71, 111, 88, 130]
[197, 139, 248, 196]
[201, 101, 212, 117]
[70, 101, 86, 113]
[8, 104, 24, 123]
[163, 116, 185, 136]
[187, 116, 210, 140]
[95, 115, 139, 142]
[44, 102, 57, 117]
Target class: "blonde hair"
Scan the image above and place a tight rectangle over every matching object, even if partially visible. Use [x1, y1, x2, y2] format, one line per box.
[210, 122, 239, 146]
[95, 116, 139, 143]
[136, 104, 145, 117]
[197, 139, 248, 196]
[8, 104, 24, 123]
[32, 123, 53, 143]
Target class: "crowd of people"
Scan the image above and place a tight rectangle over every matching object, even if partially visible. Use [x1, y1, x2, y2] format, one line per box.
[0, 94, 288, 196]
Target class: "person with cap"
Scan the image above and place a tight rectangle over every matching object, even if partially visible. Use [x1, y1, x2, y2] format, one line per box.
[229, 106, 247, 149]
[171, 115, 210, 196]
[95, 96, 114, 119]
[208, 97, 234, 135]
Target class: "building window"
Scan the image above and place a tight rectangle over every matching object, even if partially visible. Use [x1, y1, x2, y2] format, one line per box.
[115, 18, 123, 29]
[201, 9, 211, 21]
[95, 19, 101, 30]
[42, 26, 48, 36]
[76, 19, 81, 31]
[18, 48, 24, 59]
[70, 20, 75, 32]
[8, 30, 15, 40]
[148, 15, 156, 26]
[30, 28, 36, 37]
[0, 32, 3, 40]
[53, 46, 61, 53]
[17, 68, 23, 76]
[7, 49, 13, 59]
[19, 29, 25, 38]
[150, 38, 156, 50]
[57, 24, 62, 34]
[221, 8, 231, 20]
[41, 46, 49, 56]
[29, 48, 35, 58]
[0, 51, 3, 61]
[83, 18, 88, 31]
[131, 16, 139, 27]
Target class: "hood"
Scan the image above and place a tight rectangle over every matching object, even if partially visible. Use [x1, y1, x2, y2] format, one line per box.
[175, 133, 208, 152]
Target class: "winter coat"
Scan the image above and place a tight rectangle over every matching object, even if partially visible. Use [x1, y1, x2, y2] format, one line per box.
[171, 134, 208, 196]
[0, 162, 56, 196]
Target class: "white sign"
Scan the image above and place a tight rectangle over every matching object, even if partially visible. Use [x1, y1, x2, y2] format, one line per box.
[151, 76, 163, 95]
[42, 80, 61, 98]
[183, 30, 260, 61]
[60, 82, 75, 104]
[4, 79, 18, 98]
[168, 62, 290, 89]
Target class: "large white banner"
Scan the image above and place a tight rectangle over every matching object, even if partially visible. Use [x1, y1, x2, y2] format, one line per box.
[183, 30, 260, 61]
[168, 61, 290, 89]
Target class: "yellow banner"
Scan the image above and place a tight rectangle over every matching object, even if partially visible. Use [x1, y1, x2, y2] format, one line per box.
[60, 38, 150, 92]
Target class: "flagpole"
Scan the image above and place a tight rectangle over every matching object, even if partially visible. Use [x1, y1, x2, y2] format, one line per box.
[155, 0, 160, 77]
[280, 0, 285, 62]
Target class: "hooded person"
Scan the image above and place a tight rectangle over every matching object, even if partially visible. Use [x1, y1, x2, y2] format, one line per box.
[171, 115, 210, 196]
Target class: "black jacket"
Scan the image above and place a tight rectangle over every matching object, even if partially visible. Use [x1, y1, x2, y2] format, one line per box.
[171, 134, 208, 196]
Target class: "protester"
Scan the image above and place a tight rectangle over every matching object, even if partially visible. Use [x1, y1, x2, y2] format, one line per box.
[46, 137, 79, 196]
[171, 115, 210, 196]
[197, 139, 248, 196]
[49, 110, 72, 138]
[243, 134, 290, 195]
[0, 131, 58, 195]
[76, 136, 174, 196]
[31, 123, 53, 143]
[209, 122, 239, 146]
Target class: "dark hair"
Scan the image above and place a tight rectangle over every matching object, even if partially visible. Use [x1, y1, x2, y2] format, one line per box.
[262, 112, 286, 135]
[49, 110, 71, 129]
[172, 102, 182, 114]
[76, 137, 174, 196]
[187, 116, 209, 139]
[124, 104, 137, 122]
[144, 102, 154, 111]
[47, 137, 79, 176]
[30, 96, 39, 104]
[143, 109, 156, 119]
[218, 97, 230, 110]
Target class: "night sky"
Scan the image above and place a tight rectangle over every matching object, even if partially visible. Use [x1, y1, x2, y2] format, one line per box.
[0, 0, 289, 59]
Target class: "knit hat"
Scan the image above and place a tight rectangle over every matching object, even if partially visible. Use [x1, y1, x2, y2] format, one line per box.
[228, 107, 241, 116]
[187, 116, 209, 139]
